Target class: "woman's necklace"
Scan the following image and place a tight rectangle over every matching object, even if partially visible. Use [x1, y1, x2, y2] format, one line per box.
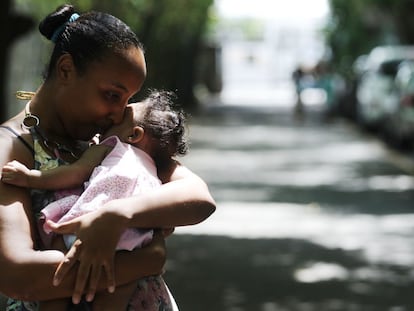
[16, 91, 81, 161]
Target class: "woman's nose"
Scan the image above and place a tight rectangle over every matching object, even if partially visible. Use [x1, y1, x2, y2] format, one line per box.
[109, 105, 127, 125]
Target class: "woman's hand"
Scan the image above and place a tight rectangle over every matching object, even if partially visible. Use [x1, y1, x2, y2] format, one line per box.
[47, 209, 126, 304]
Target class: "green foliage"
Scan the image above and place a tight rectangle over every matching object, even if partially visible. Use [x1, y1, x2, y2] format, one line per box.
[128, 0, 215, 107]
[14, 0, 93, 21]
[325, 0, 414, 79]
[324, 0, 383, 78]
[13, 0, 214, 108]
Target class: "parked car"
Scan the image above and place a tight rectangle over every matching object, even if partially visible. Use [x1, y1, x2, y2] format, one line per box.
[355, 45, 414, 131]
[382, 60, 414, 149]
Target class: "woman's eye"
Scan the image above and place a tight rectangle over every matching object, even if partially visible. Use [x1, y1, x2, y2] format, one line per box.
[105, 91, 121, 102]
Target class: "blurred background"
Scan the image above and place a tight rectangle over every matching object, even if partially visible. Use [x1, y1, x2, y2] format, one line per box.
[2, 0, 414, 310]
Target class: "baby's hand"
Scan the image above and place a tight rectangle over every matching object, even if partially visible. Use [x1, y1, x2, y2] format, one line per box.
[1, 160, 32, 187]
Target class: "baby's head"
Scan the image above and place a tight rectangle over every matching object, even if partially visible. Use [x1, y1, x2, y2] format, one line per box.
[104, 90, 188, 163]
[134, 90, 188, 162]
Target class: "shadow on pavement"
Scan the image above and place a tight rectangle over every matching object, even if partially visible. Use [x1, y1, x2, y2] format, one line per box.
[171, 100, 414, 310]
[165, 234, 414, 311]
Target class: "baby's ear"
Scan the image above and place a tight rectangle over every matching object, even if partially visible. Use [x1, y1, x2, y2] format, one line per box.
[128, 126, 145, 144]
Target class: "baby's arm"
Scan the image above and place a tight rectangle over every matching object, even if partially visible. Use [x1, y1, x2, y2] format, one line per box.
[1, 144, 110, 189]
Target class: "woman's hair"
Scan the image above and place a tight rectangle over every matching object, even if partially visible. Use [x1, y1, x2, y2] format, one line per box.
[39, 4, 144, 79]
[136, 90, 189, 163]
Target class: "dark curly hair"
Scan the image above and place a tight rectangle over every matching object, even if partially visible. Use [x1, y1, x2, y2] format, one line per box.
[39, 4, 144, 79]
[136, 90, 189, 164]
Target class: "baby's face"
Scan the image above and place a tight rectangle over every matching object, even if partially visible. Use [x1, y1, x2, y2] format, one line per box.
[101, 103, 140, 141]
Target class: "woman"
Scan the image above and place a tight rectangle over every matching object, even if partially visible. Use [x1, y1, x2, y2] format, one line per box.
[0, 4, 215, 311]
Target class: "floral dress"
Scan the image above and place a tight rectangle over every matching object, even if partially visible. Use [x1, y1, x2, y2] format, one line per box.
[6, 132, 178, 311]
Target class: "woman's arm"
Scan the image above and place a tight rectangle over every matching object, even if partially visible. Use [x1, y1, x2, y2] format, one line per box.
[0, 134, 67, 299]
[111, 162, 216, 228]
[49, 160, 216, 302]
[0, 134, 165, 302]
[0, 187, 166, 302]
[52, 160, 216, 233]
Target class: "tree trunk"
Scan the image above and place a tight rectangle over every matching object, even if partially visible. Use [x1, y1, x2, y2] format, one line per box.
[0, 0, 34, 122]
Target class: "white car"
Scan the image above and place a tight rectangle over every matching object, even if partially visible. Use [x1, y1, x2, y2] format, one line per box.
[382, 60, 414, 149]
[355, 45, 414, 130]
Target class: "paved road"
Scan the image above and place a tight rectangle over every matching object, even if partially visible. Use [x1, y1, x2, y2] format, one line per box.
[165, 98, 414, 311]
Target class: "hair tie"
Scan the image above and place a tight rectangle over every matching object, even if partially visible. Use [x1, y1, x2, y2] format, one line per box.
[51, 13, 80, 43]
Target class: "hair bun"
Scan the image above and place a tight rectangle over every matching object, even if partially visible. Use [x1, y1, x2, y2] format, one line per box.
[39, 4, 76, 41]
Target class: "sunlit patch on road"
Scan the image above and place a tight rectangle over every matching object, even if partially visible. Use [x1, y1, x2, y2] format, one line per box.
[176, 202, 414, 266]
[294, 262, 349, 283]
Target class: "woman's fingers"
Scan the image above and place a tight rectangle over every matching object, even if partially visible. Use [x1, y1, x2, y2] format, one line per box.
[85, 264, 101, 302]
[72, 261, 91, 304]
[47, 219, 77, 235]
[53, 239, 114, 304]
[53, 239, 82, 286]
[103, 260, 116, 293]
[49, 214, 119, 302]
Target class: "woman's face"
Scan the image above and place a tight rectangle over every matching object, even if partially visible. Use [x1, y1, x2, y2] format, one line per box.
[57, 47, 146, 141]
[101, 103, 141, 141]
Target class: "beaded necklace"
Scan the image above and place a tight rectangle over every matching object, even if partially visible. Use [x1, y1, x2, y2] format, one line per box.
[16, 91, 82, 161]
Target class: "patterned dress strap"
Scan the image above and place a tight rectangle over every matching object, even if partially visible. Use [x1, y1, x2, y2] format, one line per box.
[0, 125, 34, 155]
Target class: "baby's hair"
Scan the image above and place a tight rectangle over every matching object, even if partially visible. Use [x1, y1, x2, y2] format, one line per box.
[39, 4, 144, 79]
[137, 90, 189, 163]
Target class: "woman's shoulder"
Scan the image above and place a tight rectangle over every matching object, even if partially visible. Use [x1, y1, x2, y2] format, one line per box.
[0, 119, 24, 137]
[0, 121, 34, 166]
[0, 115, 31, 139]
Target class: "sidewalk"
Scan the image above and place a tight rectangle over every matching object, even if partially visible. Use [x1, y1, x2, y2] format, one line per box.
[165, 96, 414, 311]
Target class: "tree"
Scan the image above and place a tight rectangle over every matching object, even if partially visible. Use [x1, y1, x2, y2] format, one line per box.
[123, 0, 215, 109]
[325, 0, 414, 79]
[0, 0, 34, 122]
[12, 0, 215, 111]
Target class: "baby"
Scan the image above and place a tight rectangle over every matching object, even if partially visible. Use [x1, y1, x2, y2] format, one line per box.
[1, 90, 188, 310]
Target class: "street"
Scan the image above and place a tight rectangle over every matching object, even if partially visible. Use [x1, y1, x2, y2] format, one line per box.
[164, 94, 414, 311]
